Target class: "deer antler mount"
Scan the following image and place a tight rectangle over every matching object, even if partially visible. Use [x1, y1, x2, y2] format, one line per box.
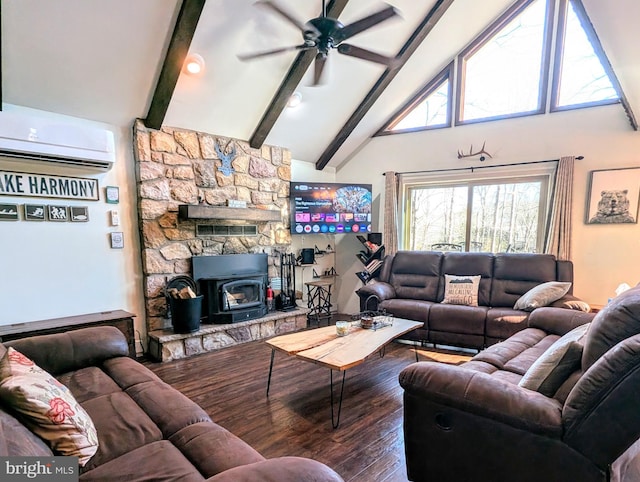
[457, 142, 493, 162]
[214, 139, 237, 176]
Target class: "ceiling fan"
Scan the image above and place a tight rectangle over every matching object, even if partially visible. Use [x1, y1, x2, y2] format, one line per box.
[238, 0, 401, 85]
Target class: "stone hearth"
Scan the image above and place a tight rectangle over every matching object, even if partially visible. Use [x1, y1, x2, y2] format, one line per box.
[148, 308, 310, 362]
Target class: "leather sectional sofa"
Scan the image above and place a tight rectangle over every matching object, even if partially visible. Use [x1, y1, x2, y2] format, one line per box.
[0, 327, 343, 481]
[399, 283, 640, 482]
[356, 251, 587, 350]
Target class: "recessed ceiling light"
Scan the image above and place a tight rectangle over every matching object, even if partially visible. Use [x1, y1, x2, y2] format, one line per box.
[184, 53, 205, 75]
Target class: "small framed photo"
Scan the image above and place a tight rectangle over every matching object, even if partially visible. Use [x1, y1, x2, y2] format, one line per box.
[105, 186, 119, 204]
[24, 204, 46, 221]
[0, 204, 19, 221]
[47, 205, 68, 222]
[586, 167, 640, 224]
[110, 231, 124, 249]
[70, 206, 89, 222]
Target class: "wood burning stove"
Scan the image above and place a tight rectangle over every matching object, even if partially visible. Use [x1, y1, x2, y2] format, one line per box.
[193, 254, 268, 324]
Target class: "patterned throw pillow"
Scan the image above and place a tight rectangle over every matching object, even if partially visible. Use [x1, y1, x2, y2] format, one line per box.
[0, 347, 98, 466]
[441, 274, 482, 307]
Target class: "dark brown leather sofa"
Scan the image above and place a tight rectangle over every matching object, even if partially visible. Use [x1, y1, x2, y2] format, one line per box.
[0, 327, 343, 481]
[399, 284, 640, 482]
[356, 251, 584, 350]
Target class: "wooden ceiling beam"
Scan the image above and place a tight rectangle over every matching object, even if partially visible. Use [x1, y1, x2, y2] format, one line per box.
[144, 0, 206, 130]
[249, 0, 350, 149]
[315, 0, 455, 170]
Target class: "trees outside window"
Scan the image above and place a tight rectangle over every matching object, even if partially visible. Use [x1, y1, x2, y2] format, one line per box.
[404, 177, 548, 253]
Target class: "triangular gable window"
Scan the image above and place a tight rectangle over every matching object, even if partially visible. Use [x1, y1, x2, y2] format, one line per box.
[552, 0, 620, 110]
[376, 64, 452, 135]
[377, 0, 636, 135]
[457, 0, 552, 124]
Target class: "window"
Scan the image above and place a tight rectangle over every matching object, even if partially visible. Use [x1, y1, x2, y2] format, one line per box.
[379, 0, 635, 134]
[402, 174, 550, 253]
[551, 0, 620, 110]
[457, 0, 552, 124]
[376, 64, 452, 135]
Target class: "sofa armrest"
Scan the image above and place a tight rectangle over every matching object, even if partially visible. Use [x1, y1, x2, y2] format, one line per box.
[205, 457, 344, 482]
[527, 307, 595, 336]
[399, 361, 563, 437]
[5, 326, 129, 375]
[355, 281, 396, 307]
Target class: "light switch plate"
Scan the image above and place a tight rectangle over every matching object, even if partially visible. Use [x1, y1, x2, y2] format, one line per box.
[110, 210, 120, 226]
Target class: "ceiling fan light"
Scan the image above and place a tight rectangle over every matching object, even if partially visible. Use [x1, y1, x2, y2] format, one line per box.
[184, 53, 205, 75]
[287, 91, 303, 108]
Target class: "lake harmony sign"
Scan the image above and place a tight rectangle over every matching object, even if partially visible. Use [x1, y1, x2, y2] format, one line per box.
[0, 170, 99, 201]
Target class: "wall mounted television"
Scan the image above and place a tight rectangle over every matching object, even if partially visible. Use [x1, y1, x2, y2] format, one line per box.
[290, 182, 373, 235]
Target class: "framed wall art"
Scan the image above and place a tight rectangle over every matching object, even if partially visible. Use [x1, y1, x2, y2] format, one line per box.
[24, 204, 46, 221]
[586, 167, 640, 224]
[110, 231, 124, 249]
[0, 203, 19, 221]
[105, 186, 119, 204]
[70, 206, 89, 222]
[48, 205, 68, 221]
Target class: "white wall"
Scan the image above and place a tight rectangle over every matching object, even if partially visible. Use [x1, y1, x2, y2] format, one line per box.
[0, 105, 145, 343]
[335, 105, 640, 313]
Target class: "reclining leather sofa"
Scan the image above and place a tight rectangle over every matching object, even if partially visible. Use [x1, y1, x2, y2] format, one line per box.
[356, 251, 586, 350]
[0, 327, 343, 481]
[399, 284, 640, 482]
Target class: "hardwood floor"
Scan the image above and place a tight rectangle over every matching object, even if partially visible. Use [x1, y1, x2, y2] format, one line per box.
[145, 333, 420, 482]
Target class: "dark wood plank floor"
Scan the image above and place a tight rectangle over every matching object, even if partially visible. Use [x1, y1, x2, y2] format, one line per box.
[145, 335, 419, 482]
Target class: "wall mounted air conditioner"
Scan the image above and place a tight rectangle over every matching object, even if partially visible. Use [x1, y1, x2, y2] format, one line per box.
[0, 111, 116, 171]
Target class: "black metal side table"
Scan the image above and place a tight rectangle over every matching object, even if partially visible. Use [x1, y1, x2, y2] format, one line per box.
[305, 278, 334, 326]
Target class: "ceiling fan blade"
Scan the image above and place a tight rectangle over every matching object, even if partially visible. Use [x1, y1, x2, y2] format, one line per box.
[256, 0, 320, 36]
[335, 5, 400, 43]
[313, 52, 328, 86]
[337, 44, 398, 67]
[238, 44, 312, 61]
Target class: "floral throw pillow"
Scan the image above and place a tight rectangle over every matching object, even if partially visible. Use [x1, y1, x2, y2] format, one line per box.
[0, 347, 98, 466]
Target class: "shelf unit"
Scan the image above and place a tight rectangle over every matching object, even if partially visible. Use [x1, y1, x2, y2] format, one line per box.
[355, 235, 385, 284]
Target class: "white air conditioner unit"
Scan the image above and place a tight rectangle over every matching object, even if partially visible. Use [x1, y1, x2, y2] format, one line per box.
[0, 111, 116, 171]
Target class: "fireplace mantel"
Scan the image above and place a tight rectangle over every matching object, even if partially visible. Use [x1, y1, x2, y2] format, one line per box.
[178, 204, 281, 222]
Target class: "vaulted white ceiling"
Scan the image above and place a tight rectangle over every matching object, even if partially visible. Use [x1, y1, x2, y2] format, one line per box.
[2, 0, 638, 170]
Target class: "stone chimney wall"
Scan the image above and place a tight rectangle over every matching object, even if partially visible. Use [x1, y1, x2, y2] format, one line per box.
[133, 120, 291, 332]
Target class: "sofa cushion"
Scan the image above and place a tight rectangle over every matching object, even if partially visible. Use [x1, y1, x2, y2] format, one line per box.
[79, 440, 205, 481]
[388, 251, 442, 301]
[169, 421, 265, 477]
[0, 408, 54, 457]
[490, 254, 558, 308]
[442, 274, 481, 306]
[519, 323, 590, 396]
[0, 347, 98, 466]
[438, 252, 494, 305]
[473, 328, 557, 375]
[582, 285, 640, 370]
[81, 391, 163, 471]
[485, 308, 530, 341]
[513, 281, 572, 312]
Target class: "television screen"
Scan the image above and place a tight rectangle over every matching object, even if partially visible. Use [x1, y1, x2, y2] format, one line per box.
[290, 182, 373, 235]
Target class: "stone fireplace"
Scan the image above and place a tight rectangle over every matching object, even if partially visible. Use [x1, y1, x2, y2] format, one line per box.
[133, 120, 307, 360]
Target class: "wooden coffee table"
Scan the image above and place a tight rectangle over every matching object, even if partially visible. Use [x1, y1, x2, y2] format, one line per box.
[266, 317, 423, 428]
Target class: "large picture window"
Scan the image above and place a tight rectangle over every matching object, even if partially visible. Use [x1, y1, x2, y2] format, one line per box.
[402, 174, 550, 253]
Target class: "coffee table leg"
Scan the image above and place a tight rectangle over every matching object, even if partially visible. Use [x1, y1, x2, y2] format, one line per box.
[267, 348, 275, 396]
[330, 369, 347, 429]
